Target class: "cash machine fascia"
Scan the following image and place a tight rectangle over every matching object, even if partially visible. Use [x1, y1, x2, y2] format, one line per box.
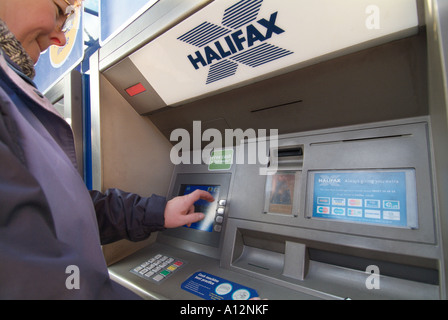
[108, 117, 442, 300]
[99, 0, 448, 300]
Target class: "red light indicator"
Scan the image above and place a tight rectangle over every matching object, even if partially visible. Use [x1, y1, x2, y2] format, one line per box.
[125, 83, 146, 97]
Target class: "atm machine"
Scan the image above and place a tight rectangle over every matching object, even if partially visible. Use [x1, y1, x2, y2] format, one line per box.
[90, 0, 448, 299]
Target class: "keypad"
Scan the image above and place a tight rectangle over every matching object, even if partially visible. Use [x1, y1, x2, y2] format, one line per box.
[130, 254, 186, 284]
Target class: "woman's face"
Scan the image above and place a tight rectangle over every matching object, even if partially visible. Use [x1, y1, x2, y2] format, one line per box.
[0, 0, 75, 63]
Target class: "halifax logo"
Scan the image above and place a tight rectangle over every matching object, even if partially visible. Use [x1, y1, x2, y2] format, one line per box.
[177, 0, 293, 85]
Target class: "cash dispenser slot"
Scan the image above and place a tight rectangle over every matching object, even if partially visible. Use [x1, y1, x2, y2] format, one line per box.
[230, 228, 440, 299]
[231, 230, 312, 283]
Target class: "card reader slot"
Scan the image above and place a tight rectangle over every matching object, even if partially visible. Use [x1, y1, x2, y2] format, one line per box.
[277, 147, 303, 157]
[268, 145, 304, 171]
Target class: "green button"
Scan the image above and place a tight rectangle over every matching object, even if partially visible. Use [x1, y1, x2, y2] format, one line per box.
[160, 270, 171, 277]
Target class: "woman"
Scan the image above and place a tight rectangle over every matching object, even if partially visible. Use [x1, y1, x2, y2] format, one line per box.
[0, 0, 212, 299]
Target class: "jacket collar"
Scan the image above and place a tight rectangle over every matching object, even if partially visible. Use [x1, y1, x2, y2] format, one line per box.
[0, 49, 36, 87]
[0, 50, 65, 121]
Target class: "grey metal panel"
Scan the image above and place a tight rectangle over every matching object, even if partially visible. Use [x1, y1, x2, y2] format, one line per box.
[108, 242, 321, 300]
[216, 117, 442, 300]
[222, 218, 440, 300]
[229, 118, 436, 245]
[102, 57, 167, 114]
[425, 0, 448, 299]
[44, 78, 64, 104]
[107, 118, 441, 300]
[99, 0, 213, 71]
[89, 51, 103, 191]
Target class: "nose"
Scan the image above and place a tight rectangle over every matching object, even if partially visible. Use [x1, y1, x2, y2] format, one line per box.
[50, 30, 67, 47]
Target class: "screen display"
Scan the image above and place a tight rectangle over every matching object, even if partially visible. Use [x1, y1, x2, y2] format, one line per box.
[265, 172, 297, 215]
[180, 185, 220, 232]
[311, 170, 418, 228]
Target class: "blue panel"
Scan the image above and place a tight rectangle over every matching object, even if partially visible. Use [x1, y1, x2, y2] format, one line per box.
[312, 170, 416, 228]
[182, 272, 258, 300]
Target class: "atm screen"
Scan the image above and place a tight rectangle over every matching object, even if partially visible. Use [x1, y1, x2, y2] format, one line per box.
[180, 185, 220, 232]
[309, 169, 418, 229]
[164, 173, 231, 248]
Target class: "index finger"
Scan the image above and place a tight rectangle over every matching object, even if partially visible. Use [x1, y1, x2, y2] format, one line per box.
[186, 190, 215, 206]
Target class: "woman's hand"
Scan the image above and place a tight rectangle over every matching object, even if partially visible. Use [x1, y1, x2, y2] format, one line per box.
[164, 190, 215, 228]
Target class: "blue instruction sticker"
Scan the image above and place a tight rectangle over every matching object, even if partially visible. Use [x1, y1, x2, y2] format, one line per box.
[311, 170, 417, 228]
[181, 272, 258, 300]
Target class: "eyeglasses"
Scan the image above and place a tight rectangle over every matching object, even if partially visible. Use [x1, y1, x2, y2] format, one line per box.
[56, 0, 77, 33]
